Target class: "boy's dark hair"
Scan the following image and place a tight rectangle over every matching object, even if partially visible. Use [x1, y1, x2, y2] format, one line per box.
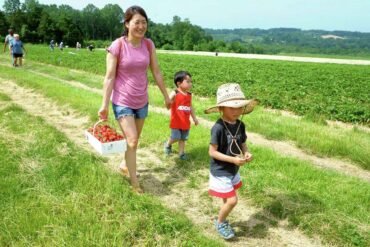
[174, 71, 191, 87]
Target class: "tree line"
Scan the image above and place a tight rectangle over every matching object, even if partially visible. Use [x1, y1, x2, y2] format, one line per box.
[0, 0, 220, 51]
[1, 0, 370, 57]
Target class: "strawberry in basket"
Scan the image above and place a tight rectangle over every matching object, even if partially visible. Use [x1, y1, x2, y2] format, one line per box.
[88, 124, 124, 143]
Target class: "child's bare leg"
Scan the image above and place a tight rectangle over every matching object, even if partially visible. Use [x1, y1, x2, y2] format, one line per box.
[19, 57, 22, 66]
[166, 138, 178, 146]
[178, 140, 185, 154]
[218, 196, 238, 223]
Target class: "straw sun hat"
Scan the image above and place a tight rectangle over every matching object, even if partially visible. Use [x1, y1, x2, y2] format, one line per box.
[204, 83, 258, 114]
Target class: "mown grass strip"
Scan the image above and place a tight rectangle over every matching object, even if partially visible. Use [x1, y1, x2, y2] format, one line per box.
[1, 65, 369, 246]
[0, 104, 223, 246]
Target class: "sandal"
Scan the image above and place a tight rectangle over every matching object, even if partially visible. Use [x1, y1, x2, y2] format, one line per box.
[118, 166, 140, 178]
[132, 185, 144, 194]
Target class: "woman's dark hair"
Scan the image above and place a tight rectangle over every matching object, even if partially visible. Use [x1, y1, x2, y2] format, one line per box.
[123, 6, 148, 36]
[174, 71, 192, 87]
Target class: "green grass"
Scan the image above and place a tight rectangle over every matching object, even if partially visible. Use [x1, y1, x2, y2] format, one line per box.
[277, 52, 370, 60]
[0, 62, 369, 246]
[0, 60, 369, 170]
[142, 111, 370, 247]
[0, 104, 223, 246]
[19, 44, 370, 125]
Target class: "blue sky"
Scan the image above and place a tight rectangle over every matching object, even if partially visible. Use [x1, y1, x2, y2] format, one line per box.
[2, 0, 370, 32]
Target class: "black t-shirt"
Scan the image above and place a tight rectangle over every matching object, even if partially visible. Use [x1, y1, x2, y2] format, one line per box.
[210, 118, 247, 176]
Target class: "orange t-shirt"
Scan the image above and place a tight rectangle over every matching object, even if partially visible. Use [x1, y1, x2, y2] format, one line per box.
[170, 90, 192, 130]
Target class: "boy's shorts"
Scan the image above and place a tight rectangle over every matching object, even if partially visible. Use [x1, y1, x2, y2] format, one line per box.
[13, 53, 23, 58]
[112, 103, 148, 120]
[208, 172, 242, 198]
[170, 128, 189, 140]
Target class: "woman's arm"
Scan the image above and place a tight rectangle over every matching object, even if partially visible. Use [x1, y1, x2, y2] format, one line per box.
[98, 52, 117, 120]
[149, 46, 171, 109]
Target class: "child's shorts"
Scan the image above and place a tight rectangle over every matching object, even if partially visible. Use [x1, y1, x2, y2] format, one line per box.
[112, 103, 148, 120]
[13, 53, 23, 58]
[208, 172, 242, 198]
[170, 128, 189, 140]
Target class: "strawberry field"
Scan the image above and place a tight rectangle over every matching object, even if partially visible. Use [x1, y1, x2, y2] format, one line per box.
[26, 45, 370, 125]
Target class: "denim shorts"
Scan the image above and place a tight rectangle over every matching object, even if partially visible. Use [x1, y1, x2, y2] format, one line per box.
[112, 103, 148, 120]
[170, 128, 190, 140]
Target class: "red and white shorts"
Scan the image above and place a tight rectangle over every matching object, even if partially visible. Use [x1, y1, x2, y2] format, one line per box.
[208, 172, 243, 198]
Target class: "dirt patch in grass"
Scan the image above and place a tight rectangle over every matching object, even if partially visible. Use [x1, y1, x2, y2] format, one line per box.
[0, 79, 324, 246]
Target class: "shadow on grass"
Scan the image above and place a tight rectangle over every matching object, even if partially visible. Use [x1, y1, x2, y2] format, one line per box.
[231, 191, 324, 239]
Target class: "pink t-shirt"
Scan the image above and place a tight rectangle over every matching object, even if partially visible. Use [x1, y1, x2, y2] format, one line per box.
[108, 37, 154, 109]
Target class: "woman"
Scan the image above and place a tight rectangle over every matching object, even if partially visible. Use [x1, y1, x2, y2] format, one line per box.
[98, 6, 171, 193]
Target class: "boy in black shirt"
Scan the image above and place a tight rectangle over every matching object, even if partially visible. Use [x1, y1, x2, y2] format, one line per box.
[204, 83, 258, 239]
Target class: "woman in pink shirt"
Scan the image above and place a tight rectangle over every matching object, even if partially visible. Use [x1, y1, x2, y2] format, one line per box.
[98, 6, 171, 194]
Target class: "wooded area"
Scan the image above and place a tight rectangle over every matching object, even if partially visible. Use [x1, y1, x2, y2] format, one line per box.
[1, 0, 370, 57]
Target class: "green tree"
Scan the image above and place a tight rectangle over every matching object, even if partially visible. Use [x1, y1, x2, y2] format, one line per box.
[0, 11, 9, 35]
[100, 4, 123, 40]
[82, 4, 101, 40]
[2, 0, 24, 31]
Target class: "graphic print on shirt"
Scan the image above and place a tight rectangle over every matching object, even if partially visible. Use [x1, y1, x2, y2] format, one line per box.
[170, 91, 192, 130]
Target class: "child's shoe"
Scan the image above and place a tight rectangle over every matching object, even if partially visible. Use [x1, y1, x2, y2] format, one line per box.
[164, 142, 172, 155]
[214, 218, 235, 239]
[179, 153, 187, 160]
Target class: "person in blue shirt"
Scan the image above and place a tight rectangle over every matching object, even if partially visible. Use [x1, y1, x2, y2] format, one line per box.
[10, 34, 27, 67]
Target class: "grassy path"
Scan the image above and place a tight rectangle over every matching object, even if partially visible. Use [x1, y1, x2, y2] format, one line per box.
[0, 80, 322, 247]
[14, 62, 370, 183]
[0, 85, 223, 246]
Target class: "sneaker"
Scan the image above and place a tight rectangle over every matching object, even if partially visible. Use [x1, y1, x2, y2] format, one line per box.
[164, 142, 172, 155]
[179, 153, 187, 160]
[214, 218, 235, 239]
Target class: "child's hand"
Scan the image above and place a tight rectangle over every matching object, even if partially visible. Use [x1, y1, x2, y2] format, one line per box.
[233, 156, 247, 166]
[244, 152, 253, 162]
[193, 118, 199, 126]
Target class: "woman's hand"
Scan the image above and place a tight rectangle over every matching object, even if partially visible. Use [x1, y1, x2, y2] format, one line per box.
[164, 97, 171, 109]
[98, 107, 108, 120]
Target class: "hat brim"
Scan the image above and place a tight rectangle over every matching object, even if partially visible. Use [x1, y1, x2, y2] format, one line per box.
[204, 99, 259, 114]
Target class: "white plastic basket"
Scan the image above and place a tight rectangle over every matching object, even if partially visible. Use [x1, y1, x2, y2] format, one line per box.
[85, 120, 127, 155]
